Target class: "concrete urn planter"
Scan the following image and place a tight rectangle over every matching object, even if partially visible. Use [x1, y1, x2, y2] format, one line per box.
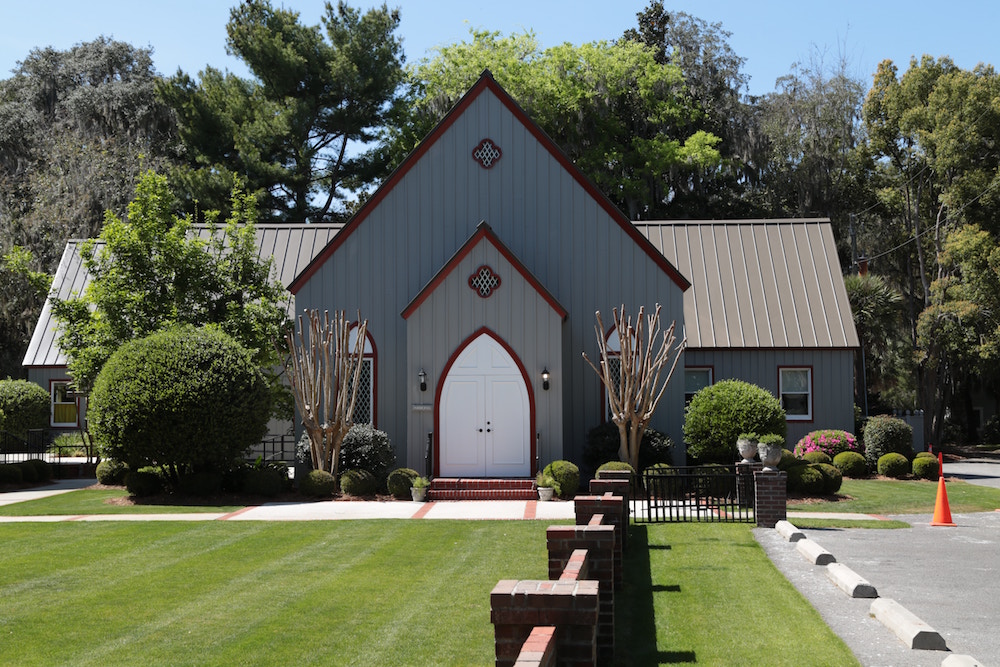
[757, 442, 783, 471]
[410, 486, 428, 502]
[537, 486, 554, 502]
[736, 437, 758, 464]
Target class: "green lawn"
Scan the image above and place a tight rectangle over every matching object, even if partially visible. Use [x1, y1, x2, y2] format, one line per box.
[0, 520, 858, 666]
[0, 488, 245, 516]
[793, 477, 1000, 514]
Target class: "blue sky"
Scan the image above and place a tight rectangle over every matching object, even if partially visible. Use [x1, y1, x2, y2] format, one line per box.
[2, 0, 998, 95]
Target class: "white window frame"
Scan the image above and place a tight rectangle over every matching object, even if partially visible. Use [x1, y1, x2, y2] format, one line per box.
[779, 367, 813, 421]
[348, 325, 376, 426]
[50, 380, 79, 428]
[684, 367, 713, 404]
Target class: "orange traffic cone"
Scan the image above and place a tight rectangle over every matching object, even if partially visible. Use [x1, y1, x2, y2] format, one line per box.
[930, 472, 956, 527]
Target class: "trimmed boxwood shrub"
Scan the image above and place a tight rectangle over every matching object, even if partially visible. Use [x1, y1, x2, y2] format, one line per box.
[833, 451, 867, 478]
[912, 455, 940, 481]
[300, 469, 336, 497]
[26, 458, 50, 482]
[339, 424, 396, 492]
[777, 449, 807, 471]
[794, 429, 859, 459]
[596, 460, 637, 491]
[543, 460, 580, 498]
[125, 469, 163, 497]
[864, 415, 913, 466]
[387, 467, 420, 499]
[96, 459, 129, 486]
[683, 379, 786, 463]
[802, 451, 833, 465]
[877, 452, 910, 478]
[0, 463, 24, 484]
[0, 379, 50, 438]
[16, 461, 39, 483]
[787, 464, 825, 495]
[340, 469, 376, 497]
[914, 451, 936, 460]
[88, 325, 271, 485]
[584, 422, 673, 471]
[814, 463, 843, 494]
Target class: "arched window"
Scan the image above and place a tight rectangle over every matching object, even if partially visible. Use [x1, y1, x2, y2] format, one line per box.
[348, 325, 377, 426]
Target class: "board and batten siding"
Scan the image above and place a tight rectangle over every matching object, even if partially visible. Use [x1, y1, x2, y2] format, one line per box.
[294, 84, 687, 469]
[685, 348, 855, 450]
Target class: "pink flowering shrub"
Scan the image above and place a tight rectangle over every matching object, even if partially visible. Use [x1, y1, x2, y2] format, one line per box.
[794, 429, 859, 458]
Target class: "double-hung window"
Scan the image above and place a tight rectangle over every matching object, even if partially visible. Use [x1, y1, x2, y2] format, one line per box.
[684, 367, 713, 404]
[779, 367, 812, 421]
[51, 380, 79, 427]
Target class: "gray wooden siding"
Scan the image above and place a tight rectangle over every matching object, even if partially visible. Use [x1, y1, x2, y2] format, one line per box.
[295, 88, 687, 467]
[685, 348, 856, 450]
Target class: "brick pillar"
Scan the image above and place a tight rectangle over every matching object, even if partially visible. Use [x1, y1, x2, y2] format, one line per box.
[575, 492, 627, 556]
[753, 469, 787, 528]
[513, 625, 557, 667]
[595, 469, 631, 506]
[736, 461, 761, 507]
[491, 579, 599, 667]
[547, 526, 616, 663]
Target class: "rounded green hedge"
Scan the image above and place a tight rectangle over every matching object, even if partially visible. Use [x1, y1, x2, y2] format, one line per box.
[777, 449, 807, 471]
[0, 379, 50, 438]
[802, 451, 833, 465]
[125, 469, 163, 497]
[833, 451, 867, 478]
[864, 416, 913, 465]
[89, 325, 271, 481]
[0, 463, 24, 485]
[877, 452, 910, 478]
[911, 455, 940, 481]
[814, 462, 843, 494]
[683, 379, 786, 463]
[543, 460, 580, 498]
[387, 467, 419, 499]
[914, 451, 936, 460]
[340, 469, 376, 496]
[96, 459, 129, 486]
[787, 464, 825, 495]
[300, 469, 336, 497]
[26, 458, 50, 482]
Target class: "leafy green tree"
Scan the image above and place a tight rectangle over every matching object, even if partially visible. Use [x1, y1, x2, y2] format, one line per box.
[382, 30, 721, 220]
[51, 171, 290, 416]
[160, 0, 405, 221]
[0, 247, 51, 379]
[0, 379, 50, 437]
[89, 325, 271, 485]
[844, 272, 906, 413]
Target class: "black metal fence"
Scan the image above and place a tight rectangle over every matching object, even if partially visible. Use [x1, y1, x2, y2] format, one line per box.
[0, 430, 49, 464]
[634, 464, 755, 523]
[247, 434, 297, 463]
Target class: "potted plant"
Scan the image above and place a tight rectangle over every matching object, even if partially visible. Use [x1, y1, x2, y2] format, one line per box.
[736, 432, 759, 463]
[756, 434, 785, 471]
[410, 475, 430, 502]
[535, 472, 560, 501]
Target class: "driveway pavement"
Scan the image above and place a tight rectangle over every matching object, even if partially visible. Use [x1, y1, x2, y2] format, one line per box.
[757, 458, 1000, 667]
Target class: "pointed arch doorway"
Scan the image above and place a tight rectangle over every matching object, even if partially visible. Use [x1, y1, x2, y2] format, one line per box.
[437, 330, 532, 477]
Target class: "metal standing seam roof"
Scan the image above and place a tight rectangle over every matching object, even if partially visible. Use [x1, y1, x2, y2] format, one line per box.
[635, 219, 860, 350]
[21, 223, 342, 368]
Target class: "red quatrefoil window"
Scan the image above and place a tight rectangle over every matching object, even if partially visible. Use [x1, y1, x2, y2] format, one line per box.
[472, 138, 502, 169]
[469, 265, 501, 298]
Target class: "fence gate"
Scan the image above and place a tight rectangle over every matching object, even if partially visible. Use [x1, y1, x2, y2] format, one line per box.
[634, 464, 755, 523]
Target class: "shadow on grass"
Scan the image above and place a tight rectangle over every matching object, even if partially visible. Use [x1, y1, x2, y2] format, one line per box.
[614, 524, 696, 665]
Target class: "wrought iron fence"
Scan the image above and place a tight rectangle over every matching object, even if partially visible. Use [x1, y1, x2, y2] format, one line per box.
[0, 430, 49, 464]
[634, 464, 755, 523]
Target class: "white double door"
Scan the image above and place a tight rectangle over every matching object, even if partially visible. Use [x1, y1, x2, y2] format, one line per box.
[440, 334, 530, 477]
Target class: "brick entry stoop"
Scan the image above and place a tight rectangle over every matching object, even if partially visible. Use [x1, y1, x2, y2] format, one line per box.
[428, 478, 536, 501]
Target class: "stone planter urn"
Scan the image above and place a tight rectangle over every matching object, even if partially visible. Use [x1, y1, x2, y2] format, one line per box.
[537, 486, 554, 501]
[757, 439, 783, 471]
[736, 436, 758, 464]
[410, 486, 428, 502]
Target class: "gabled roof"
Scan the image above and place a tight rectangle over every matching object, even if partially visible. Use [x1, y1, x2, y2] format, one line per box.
[636, 219, 859, 350]
[402, 221, 568, 320]
[22, 223, 341, 368]
[289, 70, 690, 294]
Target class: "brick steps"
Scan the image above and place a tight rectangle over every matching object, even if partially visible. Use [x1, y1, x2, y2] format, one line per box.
[428, 478, 536, 501]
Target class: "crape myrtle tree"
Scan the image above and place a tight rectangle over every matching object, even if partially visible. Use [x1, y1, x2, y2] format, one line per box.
[51, 170, 291, 416]
[159, 0, 405, 221]
[582, 305, 686, 470]
[285, 309, 367, 482]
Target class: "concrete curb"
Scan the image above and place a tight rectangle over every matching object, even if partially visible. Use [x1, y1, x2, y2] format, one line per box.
[941, 655, 986, 666]
[795, 537, 836, 565]
[870, 598, 947, 651]
[775, 519, 804, 541]
[825, 562, 877, 598]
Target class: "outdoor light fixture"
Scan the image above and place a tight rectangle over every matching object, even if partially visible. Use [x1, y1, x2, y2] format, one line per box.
[418, 368, 427, 392]
[542, 367, 550, 391]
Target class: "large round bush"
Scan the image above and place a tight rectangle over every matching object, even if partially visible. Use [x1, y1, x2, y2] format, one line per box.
[96, 459, 129, 486]
[814, 463, 843, 494]
[0, 379, 50, 438]
[300, 469, 336, 497]
[340, 469, 376, 496]
[88, 325, 271, 480]
[911, 455, 940, 481]
[543, 460, 580, 498]
[387, 467, 419, 499]
[683, 380, 786, 463]
[833, 451, 868, 478]
[794, 429, 859, 459]
[339, 424, 396, 491]
[877, 452, 910, 478]
[787, 464, 825, 495]
[864, 415, 913, 466]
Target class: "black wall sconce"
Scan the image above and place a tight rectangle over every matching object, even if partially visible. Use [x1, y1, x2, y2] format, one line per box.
[541, 367, 550, 391]
[418, 368, 427, 392]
